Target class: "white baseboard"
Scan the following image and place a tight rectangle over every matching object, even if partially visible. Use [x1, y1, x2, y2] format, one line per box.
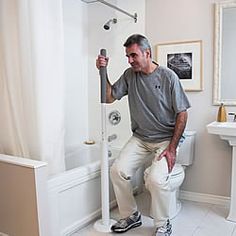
[62, 199, 117, 236]
[0, 233, 9, 236]
[180, 190, 230, 207]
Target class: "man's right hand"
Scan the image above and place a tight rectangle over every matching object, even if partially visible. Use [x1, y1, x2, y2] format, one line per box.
[96, 55, 109, 69]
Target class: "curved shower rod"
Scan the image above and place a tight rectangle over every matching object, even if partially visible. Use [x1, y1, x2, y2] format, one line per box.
[81, 0, 137, 23]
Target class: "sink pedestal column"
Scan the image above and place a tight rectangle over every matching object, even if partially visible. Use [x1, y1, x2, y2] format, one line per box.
[227, 143, 236, 222]
[220, 136, 236, 222]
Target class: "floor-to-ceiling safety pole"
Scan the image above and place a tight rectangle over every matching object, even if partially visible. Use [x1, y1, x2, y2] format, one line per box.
[94, 49, 116, 232]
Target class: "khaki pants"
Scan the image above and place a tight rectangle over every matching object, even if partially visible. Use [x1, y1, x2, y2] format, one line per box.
[110, 136, 171, 227]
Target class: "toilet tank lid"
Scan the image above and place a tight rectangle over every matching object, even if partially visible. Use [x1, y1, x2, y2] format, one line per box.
[184, 130, 196, 137]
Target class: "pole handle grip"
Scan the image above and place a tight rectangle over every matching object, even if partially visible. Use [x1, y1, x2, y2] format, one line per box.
[100, 49, 107, 103]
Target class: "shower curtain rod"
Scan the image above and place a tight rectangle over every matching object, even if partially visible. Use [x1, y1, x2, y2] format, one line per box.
[81, 0, 137, 23]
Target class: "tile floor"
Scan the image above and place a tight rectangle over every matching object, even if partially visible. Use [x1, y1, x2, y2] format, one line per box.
[73, 191, 236, 236]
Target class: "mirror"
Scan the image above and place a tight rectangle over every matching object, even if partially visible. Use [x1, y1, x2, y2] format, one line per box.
[214, 1, 236, 105]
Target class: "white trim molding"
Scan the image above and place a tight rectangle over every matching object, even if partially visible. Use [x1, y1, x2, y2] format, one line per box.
[180, 190, 230, 207]
[213, 1, 236, 105]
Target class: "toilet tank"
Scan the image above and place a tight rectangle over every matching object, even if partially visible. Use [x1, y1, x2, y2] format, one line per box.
[177, 130, 196, 166]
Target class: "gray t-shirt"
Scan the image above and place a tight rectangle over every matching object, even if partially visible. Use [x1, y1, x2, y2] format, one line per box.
[111, 65, 191, 142]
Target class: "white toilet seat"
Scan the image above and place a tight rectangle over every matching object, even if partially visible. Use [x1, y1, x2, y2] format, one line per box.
[169, 163, 185, 190]
[171, 163, 184, 177]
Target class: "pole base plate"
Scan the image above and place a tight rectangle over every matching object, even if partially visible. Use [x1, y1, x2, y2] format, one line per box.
[94, 219, 117, 232]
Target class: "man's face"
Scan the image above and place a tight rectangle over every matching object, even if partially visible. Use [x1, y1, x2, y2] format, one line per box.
[125, 43, 150, 72]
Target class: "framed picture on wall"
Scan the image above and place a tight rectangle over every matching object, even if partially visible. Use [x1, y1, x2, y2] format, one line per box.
[156, 40, 203, 91]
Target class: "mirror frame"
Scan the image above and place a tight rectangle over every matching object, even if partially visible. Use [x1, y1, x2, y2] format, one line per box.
[213, 1, 236, 106]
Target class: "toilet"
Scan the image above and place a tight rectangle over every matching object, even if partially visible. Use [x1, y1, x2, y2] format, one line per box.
[169, 130, 196, 218]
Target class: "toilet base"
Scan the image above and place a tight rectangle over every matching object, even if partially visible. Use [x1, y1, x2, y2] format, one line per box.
[145, 189, 183, 220]
[169, 189, 183, 219]
[170, 199, 182, 219]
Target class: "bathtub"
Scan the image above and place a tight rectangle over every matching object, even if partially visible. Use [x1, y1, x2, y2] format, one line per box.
[47, 144, 144, 236]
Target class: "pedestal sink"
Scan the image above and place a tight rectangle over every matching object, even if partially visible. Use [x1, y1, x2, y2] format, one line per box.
[207, 121, 236, 222]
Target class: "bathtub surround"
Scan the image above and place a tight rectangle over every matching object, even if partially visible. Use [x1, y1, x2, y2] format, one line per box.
[87, 0, 146, 148]
[0, 0, 65, 174]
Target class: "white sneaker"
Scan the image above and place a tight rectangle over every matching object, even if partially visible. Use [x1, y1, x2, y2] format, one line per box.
[154, 219, 172, 236]
[111, 211, 142, 233]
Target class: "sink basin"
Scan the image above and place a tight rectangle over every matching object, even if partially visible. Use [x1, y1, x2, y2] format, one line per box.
[207, 121, 236, 138]
[207, 121, 236, 222]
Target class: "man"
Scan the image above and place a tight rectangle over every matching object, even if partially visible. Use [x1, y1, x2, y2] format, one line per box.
[96, 34, 190, 236]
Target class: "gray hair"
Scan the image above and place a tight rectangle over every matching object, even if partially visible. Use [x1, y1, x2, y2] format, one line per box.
[123, 34, 152, 58]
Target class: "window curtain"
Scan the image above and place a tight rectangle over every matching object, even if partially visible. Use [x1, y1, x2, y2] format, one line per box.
[0, 0, 65, 175]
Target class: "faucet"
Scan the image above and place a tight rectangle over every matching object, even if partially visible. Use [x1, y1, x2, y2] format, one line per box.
[108, 150, 112, 157]
[108, 134, 117, 142]
[228, 112, 236, 122]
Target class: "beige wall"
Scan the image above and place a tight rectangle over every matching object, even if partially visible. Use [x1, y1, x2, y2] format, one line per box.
[146, 0, 236, 197]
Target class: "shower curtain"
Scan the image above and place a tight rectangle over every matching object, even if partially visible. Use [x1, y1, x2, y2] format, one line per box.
[0, 0, 65, 174]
